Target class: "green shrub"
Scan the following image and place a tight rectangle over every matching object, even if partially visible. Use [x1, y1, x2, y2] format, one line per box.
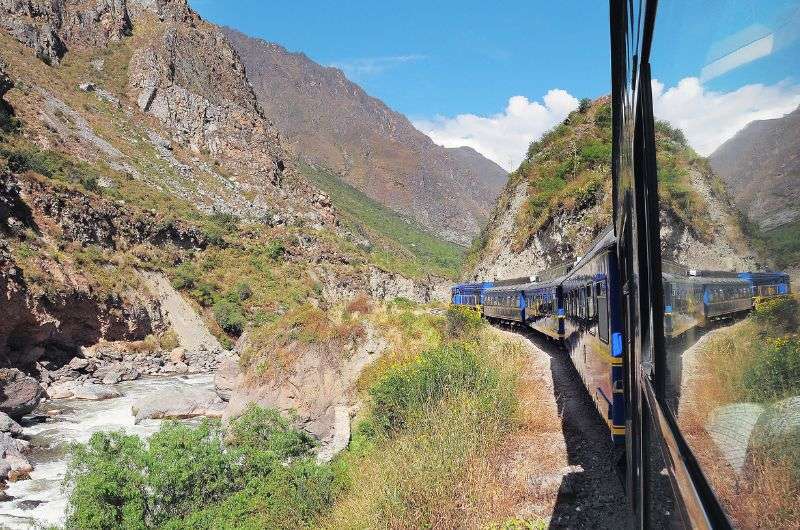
[172, 262, 199, 290]
[65, 431, 149, 530]
[580, 140, 612, 166]
[445, 305, 483, 338]
[752, 296, 800, 335]
[594, 103, 612, 129]
[191, 281, 217, 307]
[655, 120, 688, 147]
[578, 98, 592, 113]
[369, 345, 502, 434]
[213, 299, 246, 335]
[742, 337, 800, 402]
[159, 330, 180, 351]
[65, 407, 340, 530]
[265, 240, 285, 261]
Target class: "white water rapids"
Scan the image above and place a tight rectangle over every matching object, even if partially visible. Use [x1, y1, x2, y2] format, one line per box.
[0, 374, 215, 529]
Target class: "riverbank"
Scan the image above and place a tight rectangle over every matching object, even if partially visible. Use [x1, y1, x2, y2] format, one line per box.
[0, 373, 215, 529]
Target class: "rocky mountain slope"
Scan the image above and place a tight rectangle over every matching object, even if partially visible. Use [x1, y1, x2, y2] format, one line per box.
[222, 27, 507, 246]
[0, 0, 454, 466]
[469, 97, 757, 280]
[710, 105, 800, 232]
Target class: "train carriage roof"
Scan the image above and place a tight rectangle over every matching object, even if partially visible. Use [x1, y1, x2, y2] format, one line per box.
[485, 282, 533, 294]
[563, 227, 616, 282]
[738, 271, 790, 284]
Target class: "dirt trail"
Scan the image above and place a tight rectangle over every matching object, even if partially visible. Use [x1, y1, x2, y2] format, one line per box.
[138, 271, 223, 352]
[489, 326, 631, 528]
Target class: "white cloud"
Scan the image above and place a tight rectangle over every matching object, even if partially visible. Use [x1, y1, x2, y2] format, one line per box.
[329, 54, 426, 79]
[413, 90, 580, 171]
[652, 77, 800, 155]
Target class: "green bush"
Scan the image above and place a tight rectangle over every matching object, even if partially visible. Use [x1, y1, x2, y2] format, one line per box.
[265, 241, 285, 261]
[655, 120, 688, 147]
[578, 98, 592, 113]
[445, 305, 483, 338]
[213, 299, 246, 335]
[369, 345, 501, 434]
[752, 296, 800, 335]
[65, 406, 340, 530]
[171, 262, 199, 290]
[594, 103, 612, 129]
[191, 282, 217, 307]
[742, 337, 800, 402]
[580, 140, 612, 166]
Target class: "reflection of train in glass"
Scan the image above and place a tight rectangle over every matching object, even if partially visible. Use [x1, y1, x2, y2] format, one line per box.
[451, 229, 792, 446]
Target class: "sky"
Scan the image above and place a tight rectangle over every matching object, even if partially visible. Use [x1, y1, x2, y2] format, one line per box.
[190, 1, 800, 171]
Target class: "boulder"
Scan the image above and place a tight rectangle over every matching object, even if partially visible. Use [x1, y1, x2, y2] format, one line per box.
[101, 370, 123, 385]
[132, 388, 224, 423]
[214, 357, 241, 401]
[0, 368, 44, 419]
[0, 412, 22, 435]
[169, 346, 186, 364]
[68, 357, 90, 371]
[0, 432, 31, 481]
[47, 382, 122, 401]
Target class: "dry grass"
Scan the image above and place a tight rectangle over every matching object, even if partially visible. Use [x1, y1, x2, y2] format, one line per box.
[678, 301, 800, 528]
[321, 323, 563, 529]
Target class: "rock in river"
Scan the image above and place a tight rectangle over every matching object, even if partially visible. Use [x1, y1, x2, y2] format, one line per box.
[131, 387, 224, 423]
[47, 382, 122, 401]
[0, 412, 22, 435]
[0, 369, 44, 419]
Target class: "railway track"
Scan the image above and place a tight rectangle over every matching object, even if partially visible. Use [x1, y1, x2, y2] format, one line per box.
[490, 323, 631, 528]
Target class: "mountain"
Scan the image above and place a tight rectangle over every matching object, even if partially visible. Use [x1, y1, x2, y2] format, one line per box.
[221, 27, 508, 246]
[468, 97, 757, 280]
[710, 106, 800, 232]
[0, 0, 452, 441]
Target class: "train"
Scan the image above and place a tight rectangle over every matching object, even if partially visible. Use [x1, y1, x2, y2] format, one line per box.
[451, 228, 792, 445]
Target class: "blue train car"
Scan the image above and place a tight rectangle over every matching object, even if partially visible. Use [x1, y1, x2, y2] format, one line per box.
[483, 283, 528, 324]
[524, 278, 565, 340]
[561, 229, 625, 443]
[451, 281, 493, 309]
[738, 271, 791, 299]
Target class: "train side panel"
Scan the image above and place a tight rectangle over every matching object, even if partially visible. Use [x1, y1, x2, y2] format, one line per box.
[563, 248, 625, 444]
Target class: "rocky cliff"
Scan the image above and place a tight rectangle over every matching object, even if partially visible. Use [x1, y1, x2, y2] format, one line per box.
[710, 106, 800, 232]
[469, 97, 757, 280]
[222, 28, 508, 246]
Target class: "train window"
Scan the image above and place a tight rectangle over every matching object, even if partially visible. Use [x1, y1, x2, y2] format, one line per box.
[652, 1, 800, 526]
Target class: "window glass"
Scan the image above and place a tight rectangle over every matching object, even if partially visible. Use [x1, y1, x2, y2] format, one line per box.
[653, 2, 800, 526]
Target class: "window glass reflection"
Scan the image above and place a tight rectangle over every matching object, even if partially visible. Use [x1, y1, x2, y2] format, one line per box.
[652, 2, 800, 527]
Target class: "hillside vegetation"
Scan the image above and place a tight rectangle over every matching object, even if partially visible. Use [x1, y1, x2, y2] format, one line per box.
[468, 96, 753, 277]
[64, 304, 553, 529]
[301, 163, 464, 279]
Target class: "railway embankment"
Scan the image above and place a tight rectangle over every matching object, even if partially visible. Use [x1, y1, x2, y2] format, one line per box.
[487, 326, 630, 528]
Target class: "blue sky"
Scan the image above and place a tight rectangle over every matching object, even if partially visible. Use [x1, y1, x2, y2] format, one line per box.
[190, 0, 611, 119]
[190, 1, 800, 170]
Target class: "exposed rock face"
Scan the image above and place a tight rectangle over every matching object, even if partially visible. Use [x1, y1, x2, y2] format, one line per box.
[214, 356, 240, 402]
[710, 106, 800, 231]
[0, 411, 21, 435]
[0, 0, 134, 65]
[223, 27, 508, 245]
[225, 322, 388, 456]
[0, 431, 31, 482]
[369, 267, 450, 303]
[0, 172, 173, 367]
[0, 368, 43, 419]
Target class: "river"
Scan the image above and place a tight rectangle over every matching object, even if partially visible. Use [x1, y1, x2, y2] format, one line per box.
[0, 374, 215, 529]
